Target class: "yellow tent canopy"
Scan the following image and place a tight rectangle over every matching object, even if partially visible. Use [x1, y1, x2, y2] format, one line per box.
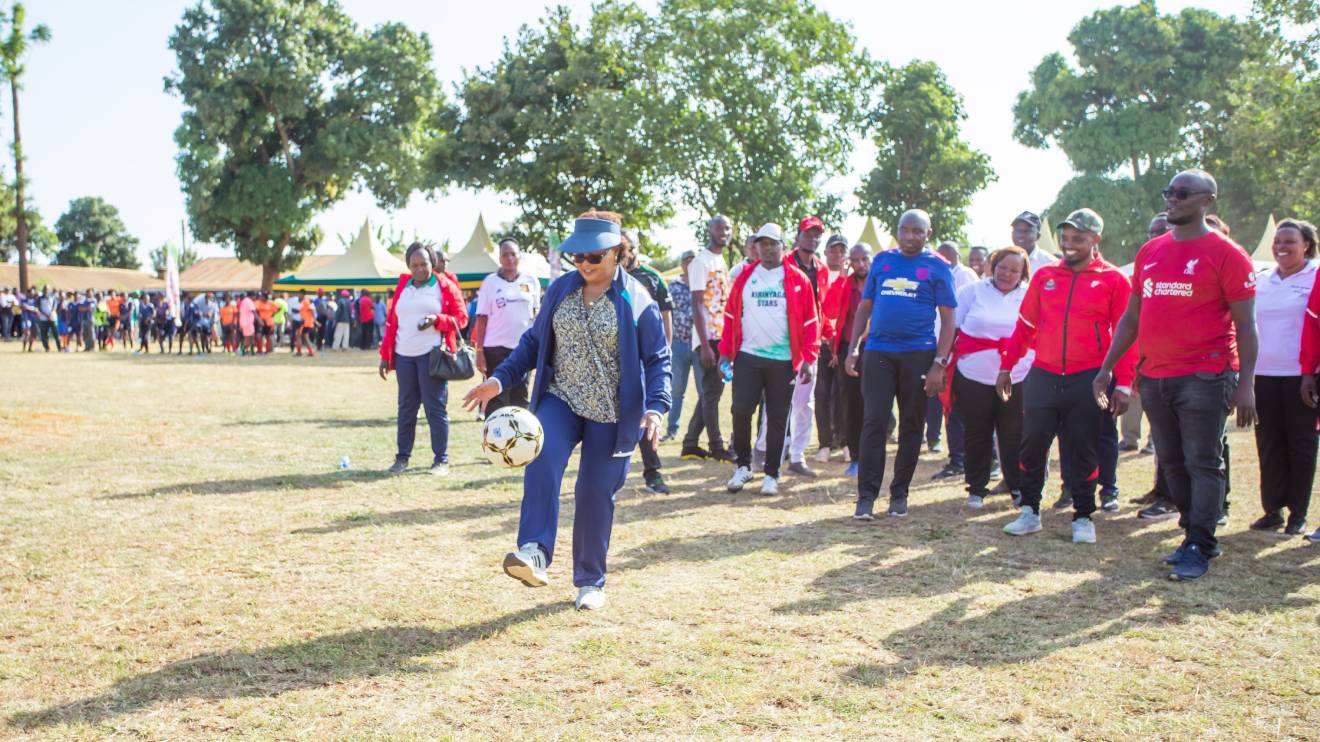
[857, 216, 895, 251]
[273, 219, 408, 291]
[449, 213, 551, 290]
[1251, 214, 1278, 262]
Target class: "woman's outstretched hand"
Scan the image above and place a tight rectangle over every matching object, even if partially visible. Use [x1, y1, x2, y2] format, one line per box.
[463, 379, 501, 412]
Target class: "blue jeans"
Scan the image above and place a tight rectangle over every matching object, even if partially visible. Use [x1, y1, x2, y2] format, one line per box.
[668, 338, 696, 435]
[519, 393, 631, 587]
[1140, 371, 1233, 551]
[394, 352, 450, 464]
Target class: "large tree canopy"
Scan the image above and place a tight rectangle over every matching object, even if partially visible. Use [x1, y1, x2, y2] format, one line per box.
[53, 196, 141, 269]
[0, 180, 55, 262]
[446, 3, 670, 247]
[856, 61, 995, 243]
[643, 0, 880, 237]
[167, 0, 451, 289]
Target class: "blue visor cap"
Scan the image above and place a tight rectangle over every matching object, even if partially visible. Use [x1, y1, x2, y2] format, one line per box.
[559, 218, 623, 254]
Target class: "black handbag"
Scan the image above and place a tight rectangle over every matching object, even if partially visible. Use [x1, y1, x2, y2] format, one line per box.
[428, 339, 476, 381]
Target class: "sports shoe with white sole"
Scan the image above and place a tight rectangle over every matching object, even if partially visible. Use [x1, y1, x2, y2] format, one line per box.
[503, 543, 548, 587]
[430, 461, 450, 477]
[815, 447, 831, 463]
[727, 466, 754, 492]
[1003, 507, 1042, 536]
[759, 475, 778, 496]
[966, 494, 985, 509]
[1072, 517, 1096, 544]
[575, 586, 605, 610]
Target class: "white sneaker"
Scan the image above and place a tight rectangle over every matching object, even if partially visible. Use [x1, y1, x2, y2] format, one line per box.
[815, 447, 831, 463]
[966, 495, 985, 509]
[575, 585, 605, 610]
[759, 475, 778, 496]
[1003, 507, 1042, 536]
[429, 462, 450, 476]
[1072, 517, 1097, 544]
[727, 466, 754, 492]
[503, 543, 548, 587]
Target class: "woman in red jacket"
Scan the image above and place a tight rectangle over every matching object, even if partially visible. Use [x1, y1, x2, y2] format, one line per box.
[378, 242, 469, 476]
[719, 222, 820, 496]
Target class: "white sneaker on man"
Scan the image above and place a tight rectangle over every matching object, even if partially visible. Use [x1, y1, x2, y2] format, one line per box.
[503, 543, 548, 587]
[727, 466, 754, 492]
[1072, 517, 1097, 544]
[815, 447, 831, 463]
[759, 475, 778, 496]
[1003, 507, 1042, 536]
[575, 585, 606, 610]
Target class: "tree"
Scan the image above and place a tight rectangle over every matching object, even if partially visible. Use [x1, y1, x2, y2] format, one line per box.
[446, 3, 672, 248]
[53, 196, 141, 269]
[856, 61, 995, 243]
[0, 3, 50, 292]
[0, 181, 55, 262]
[167, 0, 451, 289]
[644, 0, 879, 237]
[149, 242, 199, 274]
[1013, 2, 1274, 255]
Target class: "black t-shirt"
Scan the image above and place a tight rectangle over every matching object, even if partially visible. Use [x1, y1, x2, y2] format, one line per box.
[628, 266, 673, 311]
[794, 251, 821, 302]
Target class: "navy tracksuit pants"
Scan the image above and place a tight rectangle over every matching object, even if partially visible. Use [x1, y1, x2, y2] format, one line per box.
[518, 393, 632, 588]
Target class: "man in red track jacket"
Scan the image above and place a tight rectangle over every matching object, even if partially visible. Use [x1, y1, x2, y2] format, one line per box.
[998, 208, 1136, 543]
[720, 222, 820, 496]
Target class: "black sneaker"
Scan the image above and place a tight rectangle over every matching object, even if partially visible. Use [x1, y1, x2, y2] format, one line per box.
[989, 462, 1003, 480]
[1052, 489, 1073, 510]
[387, 458, 408, 475]
[1118, 441, 1138, 452]
[680, 446, 710, 461]
[644, 475, 671, 495]
[931, 462, 964, 481]
[1100, 490, 1120, 513]
[1133, 489, 1159, 506]
[853, 499, 874, 521]
[1250, 512, 1285, 531]
[707, 447, 735, 464]
[1284, 518, 1308, 536]
[1217, 510, 1230, 527]
[1163, 541, 1222, 564]
[1169, 543, 1211, 581]
[1139, 500, 1179, 521]
[887, 498, 909, 517]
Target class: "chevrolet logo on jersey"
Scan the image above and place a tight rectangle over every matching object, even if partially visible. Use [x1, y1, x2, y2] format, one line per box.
[880, 277, 920, 297]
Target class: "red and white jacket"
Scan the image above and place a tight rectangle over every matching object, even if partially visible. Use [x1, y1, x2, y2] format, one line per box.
[379, 272, 468, 371]
[1001, 255, 1136, 386]
[719, 259, 821, 372]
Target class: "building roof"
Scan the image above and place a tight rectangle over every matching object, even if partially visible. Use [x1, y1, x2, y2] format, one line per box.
[1, 262, 164, 292]
[179, 255, 338, 293]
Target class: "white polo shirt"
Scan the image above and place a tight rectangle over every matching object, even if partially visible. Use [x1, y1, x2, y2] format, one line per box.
[476, 271, 540, 349]
[954, 277, 1035, 385]
[1255, 262, 1317, 377]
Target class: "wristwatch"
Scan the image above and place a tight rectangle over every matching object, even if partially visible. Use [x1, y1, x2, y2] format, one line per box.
[1115, 385, 1132, 396]
[933, 356, 950, 368]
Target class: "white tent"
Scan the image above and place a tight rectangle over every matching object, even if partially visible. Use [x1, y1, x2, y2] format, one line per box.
[273, 219, 408, 290]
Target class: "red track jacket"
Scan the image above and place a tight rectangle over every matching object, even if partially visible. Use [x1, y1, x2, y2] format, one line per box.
[719, 259, 821, 372]
[379, 272, 468, 371]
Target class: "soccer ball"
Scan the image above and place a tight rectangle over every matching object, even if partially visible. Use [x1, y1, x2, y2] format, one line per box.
[482, 406, 544, 468]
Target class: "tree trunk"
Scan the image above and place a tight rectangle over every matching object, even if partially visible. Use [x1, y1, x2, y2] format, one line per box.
[261, 262, 280, 292]
[11, 79, 28, 293]
[1130, 154, 1142, 181]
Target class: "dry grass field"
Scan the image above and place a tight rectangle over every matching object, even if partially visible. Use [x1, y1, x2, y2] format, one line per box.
[1, 344, 1318, 740]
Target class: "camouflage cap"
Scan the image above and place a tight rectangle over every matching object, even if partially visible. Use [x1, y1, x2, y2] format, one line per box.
[1060, 208, 1104, 236]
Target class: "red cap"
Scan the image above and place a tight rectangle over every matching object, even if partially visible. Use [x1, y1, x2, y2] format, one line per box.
[798, 216, 824, 234]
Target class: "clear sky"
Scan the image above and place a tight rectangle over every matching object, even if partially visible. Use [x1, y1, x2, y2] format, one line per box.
[23, 0, 1252, 269]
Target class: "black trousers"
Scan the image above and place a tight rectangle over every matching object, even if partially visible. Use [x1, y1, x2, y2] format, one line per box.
[1254, 375, 1318, 522]
[841, 352, 864, 462]
[858, 349, 935, 503]
[814, 341, 845, 449]
[683, 339, 727, 451]
[1019, 367, 1103, 519]
[731, 352, 793, 479]
[483, 345, 529, 412]
[954, 369, 1022, 496]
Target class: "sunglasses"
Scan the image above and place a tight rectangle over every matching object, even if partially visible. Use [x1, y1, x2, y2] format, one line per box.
[563, 249, 615, 265]
[1161, 187, 1213, 201]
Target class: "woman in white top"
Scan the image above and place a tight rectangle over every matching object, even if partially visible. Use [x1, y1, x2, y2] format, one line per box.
[378, 242, 469, 476]
[951, 247, 1035, 507]
[1249, 218, 1318, 536]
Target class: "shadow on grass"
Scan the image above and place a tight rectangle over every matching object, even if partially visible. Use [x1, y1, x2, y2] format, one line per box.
[101, 469, 393, 499]
[8, 603, 568, 731]
[612, 494, 1319, 686]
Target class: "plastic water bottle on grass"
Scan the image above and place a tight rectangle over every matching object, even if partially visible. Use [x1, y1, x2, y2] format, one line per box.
[339, 455, 350, 470]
